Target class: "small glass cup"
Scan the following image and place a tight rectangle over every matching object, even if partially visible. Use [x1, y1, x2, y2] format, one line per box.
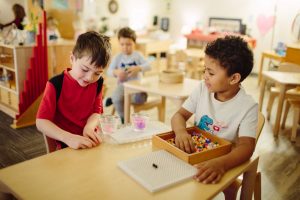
[131, 113, 149, 132]
[99, 114, 120, 134]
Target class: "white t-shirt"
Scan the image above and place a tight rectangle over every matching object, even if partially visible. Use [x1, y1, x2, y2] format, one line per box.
[182, 80, 258, 142]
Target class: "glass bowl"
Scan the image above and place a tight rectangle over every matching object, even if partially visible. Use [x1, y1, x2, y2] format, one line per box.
[99, 114, 120, 134]
[131, 113, 149, 132]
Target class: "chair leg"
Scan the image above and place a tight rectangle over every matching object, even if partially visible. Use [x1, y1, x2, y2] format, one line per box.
[291, 106, 299, 142]
[223, 179, 242, 200]
[281, 101, 290, 129]
[254, 172, 261, 200]
[266, 92, 276, 120]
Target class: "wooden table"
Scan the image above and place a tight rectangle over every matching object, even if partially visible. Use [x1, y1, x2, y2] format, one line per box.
[123, 76, 199, 123]
[0, 141, 259, 200]
[259, 71, 300, 136]
[257, 50, 285, 86]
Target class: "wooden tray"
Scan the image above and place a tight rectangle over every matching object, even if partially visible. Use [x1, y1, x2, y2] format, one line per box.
[152, 126, 232, 164]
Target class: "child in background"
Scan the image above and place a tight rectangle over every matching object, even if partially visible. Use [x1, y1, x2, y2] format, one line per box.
[106, 27, 151, 123]
[36, 31, 111, 150]
[47, 16, 61, 41]
[171, 36, 257, 193]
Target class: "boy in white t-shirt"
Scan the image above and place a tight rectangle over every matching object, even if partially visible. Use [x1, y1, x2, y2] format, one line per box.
[171, 36, 258, 189]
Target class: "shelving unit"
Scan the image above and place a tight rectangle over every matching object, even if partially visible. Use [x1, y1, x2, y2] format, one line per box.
[0, 44, 33, 118]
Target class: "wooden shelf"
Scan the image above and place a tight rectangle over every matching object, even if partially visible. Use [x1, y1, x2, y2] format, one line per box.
[0, 63, 15, 72]
[0, 101, 17, 118]
[0, 84, 17, 93]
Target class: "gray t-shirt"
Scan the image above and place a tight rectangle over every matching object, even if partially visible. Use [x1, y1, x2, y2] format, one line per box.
[107, 51, 151, 81]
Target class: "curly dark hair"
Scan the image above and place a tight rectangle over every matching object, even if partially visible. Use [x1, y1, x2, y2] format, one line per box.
[205, 36, 253, 82]
[72, 31, 111, 68]
[118, 27, 136, 42]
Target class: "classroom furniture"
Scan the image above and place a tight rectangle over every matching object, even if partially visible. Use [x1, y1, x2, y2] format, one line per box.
[184, 31, 256, 49]
[0, 140, 259, 200]
[265, 62, 300, 121]
[111, 96, 165, 122]
[47, 39, 75, 77]
[123, 76, 199, 123]
[168, 48, 204, 79]
[258, 44, 300, 86]
[231, 112, 265, 200]
[282, 99, 300, 142]
[257, 50, 285, 86]
[259, 71, 300, 137]
[0, 43, 33, 117]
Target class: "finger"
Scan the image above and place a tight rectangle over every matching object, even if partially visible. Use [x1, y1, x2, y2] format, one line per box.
[188, 139, 196, 152]
[212, 174, 222, 184]
[202, 171, 218, 184]
[93, 132, 102, 144]
[86, 133, 98, 144]
[197, 168, 212, 182]
[183, 139, 191, 153]
[83, 138, 96, 148]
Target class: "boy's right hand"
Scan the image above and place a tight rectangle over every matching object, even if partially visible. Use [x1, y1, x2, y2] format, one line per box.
[64, 134, 97, 150]
[175, 131, 195, 153]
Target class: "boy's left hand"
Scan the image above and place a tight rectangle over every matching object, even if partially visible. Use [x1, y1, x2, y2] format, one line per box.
[126, 66, 141, 77]
[83, 125, 102, 145]
[194, 158, 225, 184]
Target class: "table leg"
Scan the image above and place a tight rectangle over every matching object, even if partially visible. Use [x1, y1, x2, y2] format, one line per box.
[273, 84, 287, 137]
[158, 97, 166, 122]
[240, 157, 259, 200]
[258, 78, 266, 111]
[258, 54, 265, 86]
[124, 88, 131, 124]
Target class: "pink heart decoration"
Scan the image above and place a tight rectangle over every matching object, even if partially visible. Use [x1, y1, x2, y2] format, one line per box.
[256, 14, 275, 35]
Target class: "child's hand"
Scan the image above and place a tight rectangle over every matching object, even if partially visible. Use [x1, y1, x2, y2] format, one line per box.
[194, 158, 226, 184]
[83, 125, 102, 145]
[114, 69, 127, 82]
[175, 131, 195, 153]
[126, 66, 141, 78]
[65, 134, 97, 149]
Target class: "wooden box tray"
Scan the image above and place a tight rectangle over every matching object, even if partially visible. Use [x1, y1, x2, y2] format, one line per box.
[152, 126, 232, 165]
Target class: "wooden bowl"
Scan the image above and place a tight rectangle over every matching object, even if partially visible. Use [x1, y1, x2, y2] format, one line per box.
[159, 70, 184, 84]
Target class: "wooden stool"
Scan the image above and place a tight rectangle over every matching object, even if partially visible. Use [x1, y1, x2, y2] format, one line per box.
[287, 99, 300, 142]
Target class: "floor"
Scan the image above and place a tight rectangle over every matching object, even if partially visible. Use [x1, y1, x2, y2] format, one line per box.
[0, 74, 299, 200]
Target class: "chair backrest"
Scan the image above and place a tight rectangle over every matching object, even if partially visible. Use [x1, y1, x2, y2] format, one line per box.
[255, 112, 265, 144]
[278, 62, 300, 72]
[43, 134, 57, 153]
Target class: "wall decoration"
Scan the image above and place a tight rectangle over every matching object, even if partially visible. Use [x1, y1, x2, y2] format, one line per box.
[256, 14, 275, 36]
[108, 0, 118, 14]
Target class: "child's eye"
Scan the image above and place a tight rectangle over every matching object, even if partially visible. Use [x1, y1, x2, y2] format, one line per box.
[82, 68, 88, 72]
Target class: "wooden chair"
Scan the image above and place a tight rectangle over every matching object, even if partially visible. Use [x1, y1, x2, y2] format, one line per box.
[282, 99, 300, 142]
[43, 134, 57, 153]
[228, 112, 265, 200]
[111, 96, 165, 122]
[266, 62, 300, 121]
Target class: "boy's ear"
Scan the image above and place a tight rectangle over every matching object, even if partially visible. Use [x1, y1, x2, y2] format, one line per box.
[229, 73, 241, 84]
[70, 54, 75, 65]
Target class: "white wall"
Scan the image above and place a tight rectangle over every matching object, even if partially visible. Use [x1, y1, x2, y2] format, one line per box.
[84, 0, 169, 33]
[168, 0, 300, 72]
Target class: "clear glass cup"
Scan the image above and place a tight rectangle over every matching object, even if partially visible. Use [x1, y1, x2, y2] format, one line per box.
[131, 113, 149, 132]
[99, 114, 120, 134]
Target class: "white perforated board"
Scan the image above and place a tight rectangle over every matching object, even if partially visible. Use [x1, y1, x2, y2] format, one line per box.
[118, 150, 198, 193]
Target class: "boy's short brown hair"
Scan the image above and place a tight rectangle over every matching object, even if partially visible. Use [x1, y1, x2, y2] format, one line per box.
[118, 27, 136, 42]
[205, 36, 253, 82]
[72, 31, 111, 68]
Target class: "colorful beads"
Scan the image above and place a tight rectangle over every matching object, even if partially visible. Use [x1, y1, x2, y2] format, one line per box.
[166, 131, 219, 153]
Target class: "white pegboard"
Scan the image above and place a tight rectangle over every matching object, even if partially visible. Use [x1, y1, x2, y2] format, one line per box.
[118, 150, 197, 192]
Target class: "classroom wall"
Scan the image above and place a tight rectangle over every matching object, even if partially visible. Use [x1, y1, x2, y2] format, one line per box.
[168, 0, 300, 72]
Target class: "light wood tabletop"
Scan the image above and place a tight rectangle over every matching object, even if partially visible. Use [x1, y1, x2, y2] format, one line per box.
[123, 76, 200, 123]
[259, 71, 300, 136]
[0, 140, 259, 200]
